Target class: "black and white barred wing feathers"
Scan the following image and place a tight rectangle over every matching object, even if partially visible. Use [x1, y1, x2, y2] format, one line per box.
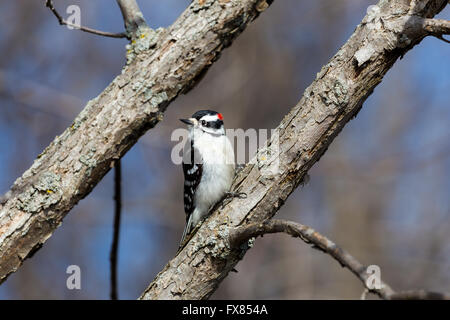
[180, 141, 203, 244]
[182, 161, 202, 218]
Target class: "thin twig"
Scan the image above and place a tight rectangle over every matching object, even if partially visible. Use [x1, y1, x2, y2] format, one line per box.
[229, 219, 450, 300]
[45, 0, 127, 39]
[423, 18, 450, 43]
[110, 160, 122, 300]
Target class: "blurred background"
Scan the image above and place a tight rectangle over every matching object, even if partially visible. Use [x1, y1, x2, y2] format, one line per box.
[0, 0, 449, 299]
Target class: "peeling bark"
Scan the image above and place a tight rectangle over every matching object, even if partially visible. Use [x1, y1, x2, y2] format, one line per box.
[139, 0, 449, 300]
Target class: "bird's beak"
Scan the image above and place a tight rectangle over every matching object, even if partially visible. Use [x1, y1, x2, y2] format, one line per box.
[180, 118, 195, 126]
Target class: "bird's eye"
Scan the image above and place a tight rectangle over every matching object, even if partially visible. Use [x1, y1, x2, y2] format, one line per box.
[201, 120, 207, 126]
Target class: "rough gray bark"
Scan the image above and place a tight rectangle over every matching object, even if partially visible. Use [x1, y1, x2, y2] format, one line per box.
[0, 0, 274, 284]
[139, 0, 449, 299]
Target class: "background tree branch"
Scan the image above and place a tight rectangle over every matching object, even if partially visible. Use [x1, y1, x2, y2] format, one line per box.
[45, 0, 127, 39]
[139, 0, 449, 300]
[229, 219, 450, 300]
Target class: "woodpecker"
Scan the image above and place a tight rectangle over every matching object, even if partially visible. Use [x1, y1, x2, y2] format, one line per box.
[179, 110, 236, 247]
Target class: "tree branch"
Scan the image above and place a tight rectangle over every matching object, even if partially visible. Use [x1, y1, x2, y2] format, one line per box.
[423, 18, 450, 43]
[116, 0, 148, 39]
[229, 219, 449, 300]
[139, 0, 449, 300]
[45, 0, 127, 39]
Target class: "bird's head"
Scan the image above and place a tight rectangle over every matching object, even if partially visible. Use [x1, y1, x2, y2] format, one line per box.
[180, 110, 225, 135]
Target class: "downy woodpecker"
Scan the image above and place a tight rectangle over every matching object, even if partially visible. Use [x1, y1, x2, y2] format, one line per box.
[179, 110, 235, 246]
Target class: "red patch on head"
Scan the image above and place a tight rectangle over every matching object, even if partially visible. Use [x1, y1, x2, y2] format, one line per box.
[217, 113, 223, 120]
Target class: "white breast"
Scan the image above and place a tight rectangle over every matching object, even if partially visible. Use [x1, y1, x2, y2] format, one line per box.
[190, 129, 235, 225]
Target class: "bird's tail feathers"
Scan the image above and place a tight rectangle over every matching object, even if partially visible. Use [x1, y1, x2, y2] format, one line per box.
[179, 214, 193, 249]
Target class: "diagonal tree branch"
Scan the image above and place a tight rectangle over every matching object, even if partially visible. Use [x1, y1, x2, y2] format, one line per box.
[229, 219, 450, 300]
[0, 0, 275, 285]
[45, 0, 128, 39]
[139, 0, 449, 300]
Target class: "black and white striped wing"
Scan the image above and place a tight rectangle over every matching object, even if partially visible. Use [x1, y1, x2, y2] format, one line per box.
[182, 142, 203, 222]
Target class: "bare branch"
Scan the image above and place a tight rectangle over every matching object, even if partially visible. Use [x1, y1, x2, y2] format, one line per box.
[45, 0, 127, 39]
[116, 0, 148, 38]
[109, 160, 122, 300]
[423, 18, 450, 43]
[229, 219, 450, 300]
[229, 220, 395, 299]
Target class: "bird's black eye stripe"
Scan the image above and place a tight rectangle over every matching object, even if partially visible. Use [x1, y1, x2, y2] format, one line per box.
[201, 119, 223, 129]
